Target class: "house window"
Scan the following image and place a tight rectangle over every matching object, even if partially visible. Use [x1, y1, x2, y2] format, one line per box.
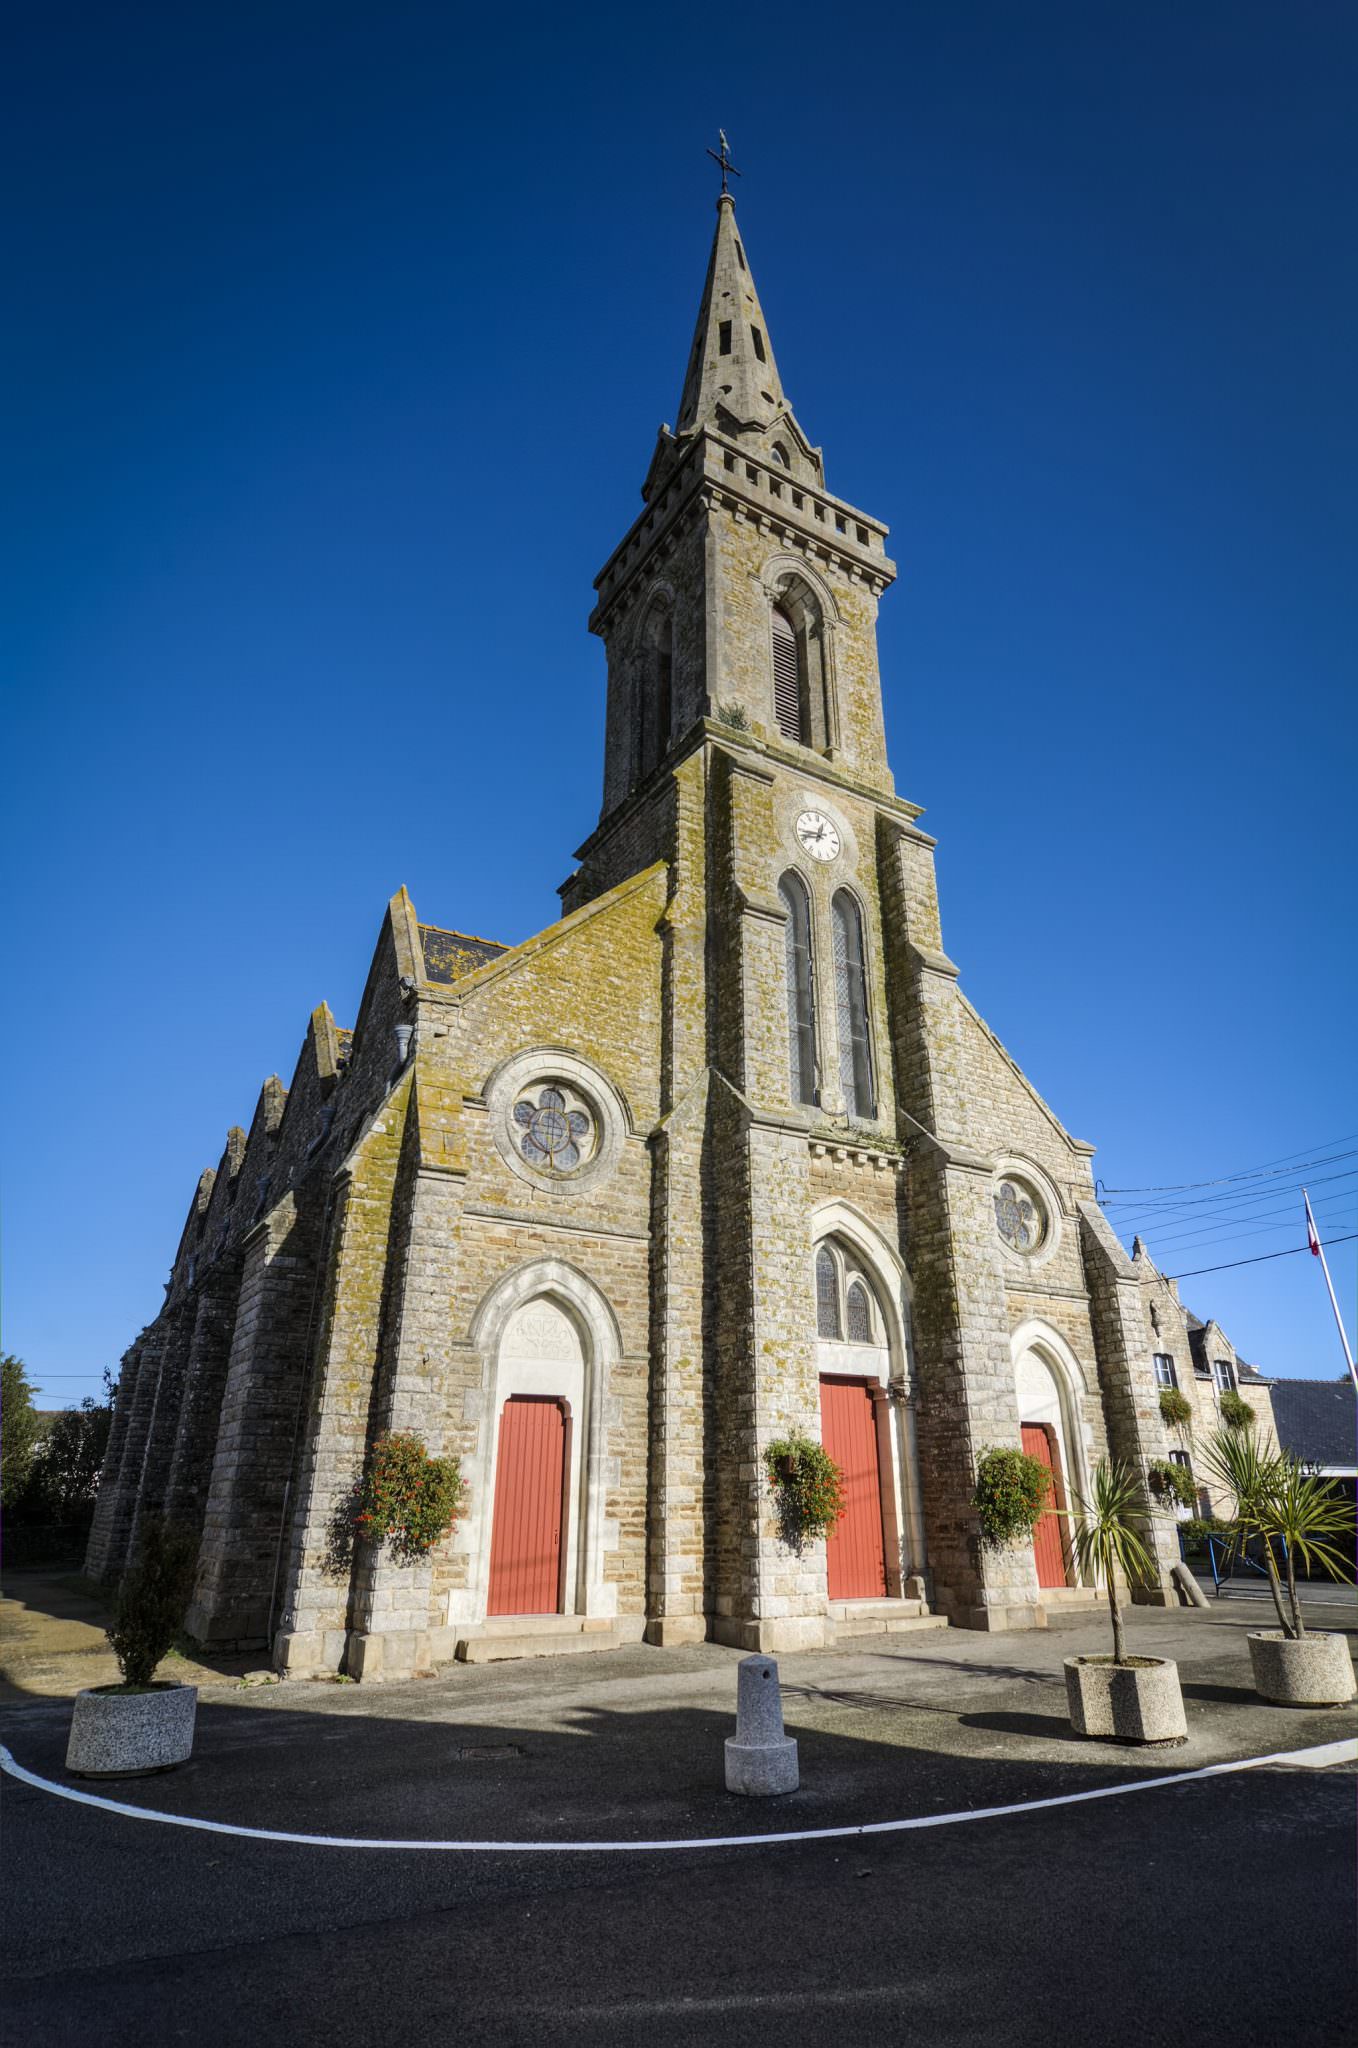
[816, 1247, 841, 1339]
[1169, 1449, 1192, 1473]
[779, 872, 817, 1107]
[771, 605, 804, 743]
[832, 892, 875, 1119]
[1153, 1354, 1177, 1389]
[1213, 1359, 1235, 1391]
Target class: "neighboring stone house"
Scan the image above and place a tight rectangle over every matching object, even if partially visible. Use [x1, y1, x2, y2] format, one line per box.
[1129, 1238, 1276, 1517]
[89, 186, 1199, 1680]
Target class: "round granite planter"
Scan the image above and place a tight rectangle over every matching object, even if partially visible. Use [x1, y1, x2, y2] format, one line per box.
[66, 1682, 197, 1777]
[1065, 1655, 1187, 1745]
[1247, 1630, 1356, 1708]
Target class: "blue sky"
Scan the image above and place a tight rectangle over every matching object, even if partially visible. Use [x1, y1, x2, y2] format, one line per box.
[3, 2, 1354, 1406]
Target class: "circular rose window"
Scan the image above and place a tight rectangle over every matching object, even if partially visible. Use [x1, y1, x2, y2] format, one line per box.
[512, 1084, 595, 1174]
[994, 1178, 1045, 1253]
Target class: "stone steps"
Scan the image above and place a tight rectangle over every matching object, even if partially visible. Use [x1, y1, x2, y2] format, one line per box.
[828, 1598, 926, 1622]
[455, 1627, 625, 1666]
[830, 1613, 950, 1640]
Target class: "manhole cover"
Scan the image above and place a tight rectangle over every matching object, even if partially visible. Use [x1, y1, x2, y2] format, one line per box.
[453, 1743, 527, 1761]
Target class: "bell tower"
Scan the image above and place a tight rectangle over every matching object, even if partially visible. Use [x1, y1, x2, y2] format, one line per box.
[565, 180, 901, 914]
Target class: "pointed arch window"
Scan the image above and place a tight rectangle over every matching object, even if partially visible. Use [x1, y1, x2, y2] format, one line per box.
[816, 1247, 841, 1339]
[638, 603, 673, 781]
[846, 1279, 873, 1344]
[833, 891, 875, 1119]
[779, 871, 817, 1106]
[771, 606, 804, 744]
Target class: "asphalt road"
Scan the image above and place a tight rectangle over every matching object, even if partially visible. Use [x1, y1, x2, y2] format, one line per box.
[4, 1743, 1353, 2046]
[4, 1595, 1355, 2047]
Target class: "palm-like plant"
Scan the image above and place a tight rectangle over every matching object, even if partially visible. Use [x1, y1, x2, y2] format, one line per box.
[1066, 1459, 1157, 1666]
[1193, 1428, 1352, 1639]
[1193, 1427, 1291, 1635]
[1259, 1455, 1352, 1639]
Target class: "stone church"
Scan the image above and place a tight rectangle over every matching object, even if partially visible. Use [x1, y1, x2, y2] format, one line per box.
[88, 187, 1185, 1679]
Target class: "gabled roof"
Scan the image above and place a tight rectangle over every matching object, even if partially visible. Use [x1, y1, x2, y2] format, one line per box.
[1270, 1379, 1358, 1472]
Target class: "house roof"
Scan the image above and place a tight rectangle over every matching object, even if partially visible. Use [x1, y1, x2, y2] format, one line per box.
[1270, 1379, 1358, 1472]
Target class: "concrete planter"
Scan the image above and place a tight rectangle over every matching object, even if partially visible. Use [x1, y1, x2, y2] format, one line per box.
[66, 1682, 197, 1777]
[1247, 1630, 1356, 1708]
[1065, 1655, 1187, 1744]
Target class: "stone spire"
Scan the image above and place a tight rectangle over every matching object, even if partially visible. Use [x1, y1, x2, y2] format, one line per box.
[675, 194, 794, 441]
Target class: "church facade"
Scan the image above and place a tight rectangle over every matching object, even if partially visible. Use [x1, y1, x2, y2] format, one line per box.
[88, 190, 1185, 1679]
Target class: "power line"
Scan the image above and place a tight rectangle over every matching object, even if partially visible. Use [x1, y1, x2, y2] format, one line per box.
[1129, 1195, 1358, 1255]
[1106, 1157, 1358, 1219]
[1167, 1231, 1358, 1280]
[1100, 1133, 1358, 1198]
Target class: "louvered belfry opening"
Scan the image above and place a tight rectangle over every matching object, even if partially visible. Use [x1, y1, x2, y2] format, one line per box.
[771, 605, 804, 742]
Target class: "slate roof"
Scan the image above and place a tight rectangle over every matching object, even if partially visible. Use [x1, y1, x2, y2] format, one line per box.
[1270, 1378, 1358, 1472]
[419, 925, 509, 987]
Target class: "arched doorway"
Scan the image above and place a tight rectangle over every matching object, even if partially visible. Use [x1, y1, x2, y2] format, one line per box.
[1015, 1342, 1079, 1591]
[811, 1213, 926, 1600]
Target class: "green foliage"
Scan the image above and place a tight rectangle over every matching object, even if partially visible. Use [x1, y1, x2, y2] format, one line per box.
[1218, 1390, 1255, 1430]
[1, 1354, 40, 1507]
[1178, 1515, 1232, 1554]
[106, 1520, 198, 1688]
[715, 701, 750, 731]
[1158, 1386, 1192, 1429]
[1148, 1458, 1197, 1510]
[1066, 1459, 1158, 1667]
[354, 1431, 465, 1565]
[1191, 1427, 1344, 1638]
[764, 1431, 846, 1548]
[972, 1447, 1051, 1550]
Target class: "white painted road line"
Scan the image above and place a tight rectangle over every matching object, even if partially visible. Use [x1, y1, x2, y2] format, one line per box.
[1, 1738, 1353, 1854]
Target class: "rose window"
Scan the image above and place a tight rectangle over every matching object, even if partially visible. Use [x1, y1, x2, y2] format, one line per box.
[513, 1086, 593, 1172]
[994, 1179, 1043, 1252]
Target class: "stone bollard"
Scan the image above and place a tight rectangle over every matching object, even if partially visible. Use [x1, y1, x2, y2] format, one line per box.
[724, 1655, 799, 1796]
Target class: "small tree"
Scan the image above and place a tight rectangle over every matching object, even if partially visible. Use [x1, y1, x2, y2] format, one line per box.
[1258, 1456, 1352, 1639]
[1195, 1428, 1291, 1634]
[1, 1354, 40, 1507]
[1066, 1459, 1157, 1667]
[105, 1520, 198, 1688]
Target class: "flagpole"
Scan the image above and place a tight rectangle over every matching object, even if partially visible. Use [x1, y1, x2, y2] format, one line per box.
[1303, 1188, 1358, 1393]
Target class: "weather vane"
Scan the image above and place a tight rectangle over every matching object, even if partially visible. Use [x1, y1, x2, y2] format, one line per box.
[707, 129, 741, 195]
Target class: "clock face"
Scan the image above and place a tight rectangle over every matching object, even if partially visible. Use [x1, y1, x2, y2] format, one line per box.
[795, 810, 841, 862]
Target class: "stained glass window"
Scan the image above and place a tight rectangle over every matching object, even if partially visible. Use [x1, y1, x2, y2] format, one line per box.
[994, 1180, 1042, 1251]
[816, 1247, 841, 1339]
[832, 892, 874, 1119]
[780, 872, 816, 1106]
[513, 1087, 592, 1172]
[846, 1278, 872, 1344]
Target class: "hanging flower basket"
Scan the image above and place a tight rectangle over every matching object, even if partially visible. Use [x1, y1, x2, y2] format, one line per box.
[764, 1432, 846, 1550]
[350, 1432, 466, 1566]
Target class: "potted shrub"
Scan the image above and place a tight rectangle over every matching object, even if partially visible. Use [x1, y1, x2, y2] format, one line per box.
[1147, 1458, 1196, 1512]
[66, 1520, 199, 1777]
[1158, 1387, 1192, 1431]
[971, 1446, 1051, 1551]
[764, 1431, 845, 1551]
[1218, 1389, 1255, 1430]
[1197, 1430, 1355, 1707]
[1063, 1459, 1187, 1744]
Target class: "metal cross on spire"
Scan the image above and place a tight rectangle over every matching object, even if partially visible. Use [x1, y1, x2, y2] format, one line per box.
[706, 129, 741, 195]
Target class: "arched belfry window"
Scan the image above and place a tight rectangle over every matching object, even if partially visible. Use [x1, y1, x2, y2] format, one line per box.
[771, 605, 803, 744]
[833, 891, 875, 1120]
[816, 1247, 841, 1339]
[779, 871, 817, 1107]
[769, 577, 834, 752]
[638, 602, 673, 781]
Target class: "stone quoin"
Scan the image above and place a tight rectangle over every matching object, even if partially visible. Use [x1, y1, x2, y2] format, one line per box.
[88, 175, 1203, 1679]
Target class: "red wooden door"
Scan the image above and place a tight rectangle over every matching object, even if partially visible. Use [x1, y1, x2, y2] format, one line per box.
[820, 1378, 887, 1600]
[487, 1397, 566, 1616]
[1021, 1422, 1069, 1589]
